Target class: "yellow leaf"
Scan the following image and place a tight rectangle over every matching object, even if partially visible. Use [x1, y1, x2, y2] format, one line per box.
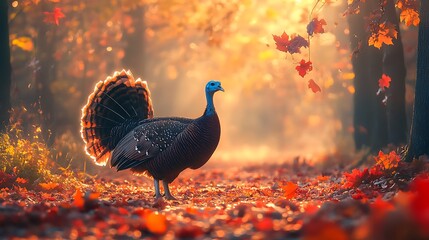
[12, 37, 34, 51]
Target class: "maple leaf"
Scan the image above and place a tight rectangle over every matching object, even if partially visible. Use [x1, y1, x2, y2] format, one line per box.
[307, 18, 327, 36]
[400, 8, 420, 27]
[295, 59, 313, 77]
[374, 150, 400, 170]
[344, 168, 369, 188]
[308, 79, 321, 93]
[272, 32, 290, 53]
[282, 182, 298, 199]
[378, 74, 391, 90]
[12, 37, 34, 51]
[43, 7, 65, 26]
[288, 35, 309, 54]
[368, 22, 398, 49]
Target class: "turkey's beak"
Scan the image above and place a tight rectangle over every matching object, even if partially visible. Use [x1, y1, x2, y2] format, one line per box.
[218, 86, 225, 92]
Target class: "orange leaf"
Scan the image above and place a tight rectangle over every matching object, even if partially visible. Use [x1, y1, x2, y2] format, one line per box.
[400, 8, 420, 27]
[317, 175, 330, 181]
[368, 23, 397, 49]
[308, 79, 321, 93]
[378, 74, 391, 90]
[39, 182, 59, 190]
[15, 177, 28, 184]
[73, 189, 85, 209]
[374, 150, 400, 170]
[43, 7, 65, 25]
[146, 212, 167, 235]
[296, 59, 313, 77]
[282, 182, 298, 199]
[88, 192, 100, 200]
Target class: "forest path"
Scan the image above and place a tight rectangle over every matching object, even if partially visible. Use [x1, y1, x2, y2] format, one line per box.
[0, 160, 427, 239]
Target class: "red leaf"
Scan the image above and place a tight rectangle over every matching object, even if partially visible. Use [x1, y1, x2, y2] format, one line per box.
[344, 168, 369, 188]
[282, 182, 298, 199]
[273, 32, 308, 54]
[272, 32, 290, 53]
[295, 59, 313, 77]
[307, 18, 327, 36]
[254, 218, 274, 231]
[43, 7, 65, 25]
[73, 189, 84, 209]
[378, 74, 391, 90]
[410, 174, 429, 234]
[308, 79, 321, 93]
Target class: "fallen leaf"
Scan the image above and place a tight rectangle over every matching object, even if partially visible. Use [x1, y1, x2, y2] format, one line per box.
[39, 182, 59, 190]
[146, 212, 167, 235]
[282, 182, 298, 199]
[73, 189, 84, 209]
[15, 177, 28, 184]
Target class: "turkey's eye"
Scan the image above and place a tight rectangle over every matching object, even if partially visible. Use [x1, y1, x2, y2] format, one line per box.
[210, 83, 215, 86]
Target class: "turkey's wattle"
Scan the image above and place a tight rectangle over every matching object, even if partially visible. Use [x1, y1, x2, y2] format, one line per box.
[81, 70, 223, 199]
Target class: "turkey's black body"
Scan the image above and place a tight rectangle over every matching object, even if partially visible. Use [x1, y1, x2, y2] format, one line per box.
[127, 114, 220, 183]
[81, 70, 223, 199]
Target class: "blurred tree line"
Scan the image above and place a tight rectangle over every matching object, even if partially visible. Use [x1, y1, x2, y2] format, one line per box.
[1, 0, 427, 165]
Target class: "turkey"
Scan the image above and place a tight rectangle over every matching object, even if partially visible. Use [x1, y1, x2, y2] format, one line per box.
[81, 70, 223, 200]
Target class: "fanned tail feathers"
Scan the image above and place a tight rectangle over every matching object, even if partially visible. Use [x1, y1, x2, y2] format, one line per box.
[81, 70, 154, 165]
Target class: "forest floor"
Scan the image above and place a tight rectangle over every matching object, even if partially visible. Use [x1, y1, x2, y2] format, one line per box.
[1, 156, 429, 239]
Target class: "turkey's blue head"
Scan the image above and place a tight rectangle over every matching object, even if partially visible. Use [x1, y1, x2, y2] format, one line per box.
[206, 80, 224, 94]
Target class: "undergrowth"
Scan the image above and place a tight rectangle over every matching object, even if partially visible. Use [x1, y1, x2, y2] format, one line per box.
[0, 123, 83, 189]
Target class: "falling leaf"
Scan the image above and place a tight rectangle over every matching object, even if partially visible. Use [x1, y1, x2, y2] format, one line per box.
[288, 35, 309, 54]
[374, 151, 400, 170]
[307, 18, 327, 36]
[272, 32, 290, 52]
[378, 74, 391, 90]
[296, 59, 313, 77]
[400, 8, 420, 26]
[43, 7, 65, 25]
[12, 37, 34, 51]
[146, 212, 167, 235]
[282, 182, 298, 199]
[73, 189, 84, 209]
[273, 32, 308, 54]
[39, 182, 59, 190]
[308, 79, 321, 93]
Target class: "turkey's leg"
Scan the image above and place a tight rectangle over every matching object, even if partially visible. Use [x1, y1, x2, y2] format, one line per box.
[154, 179, 162, 199]
[163, 181, 176, 200]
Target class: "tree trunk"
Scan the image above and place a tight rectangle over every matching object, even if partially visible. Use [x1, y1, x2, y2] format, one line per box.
[405, 0, 429, 161]
[0, 1, 11, 130]
[122, 7, 145, 77]
[347, 2, 387, 151]
[383, 0, 407, 146]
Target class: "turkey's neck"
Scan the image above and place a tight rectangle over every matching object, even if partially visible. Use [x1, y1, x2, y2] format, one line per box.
[204, 92, 216, 116]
